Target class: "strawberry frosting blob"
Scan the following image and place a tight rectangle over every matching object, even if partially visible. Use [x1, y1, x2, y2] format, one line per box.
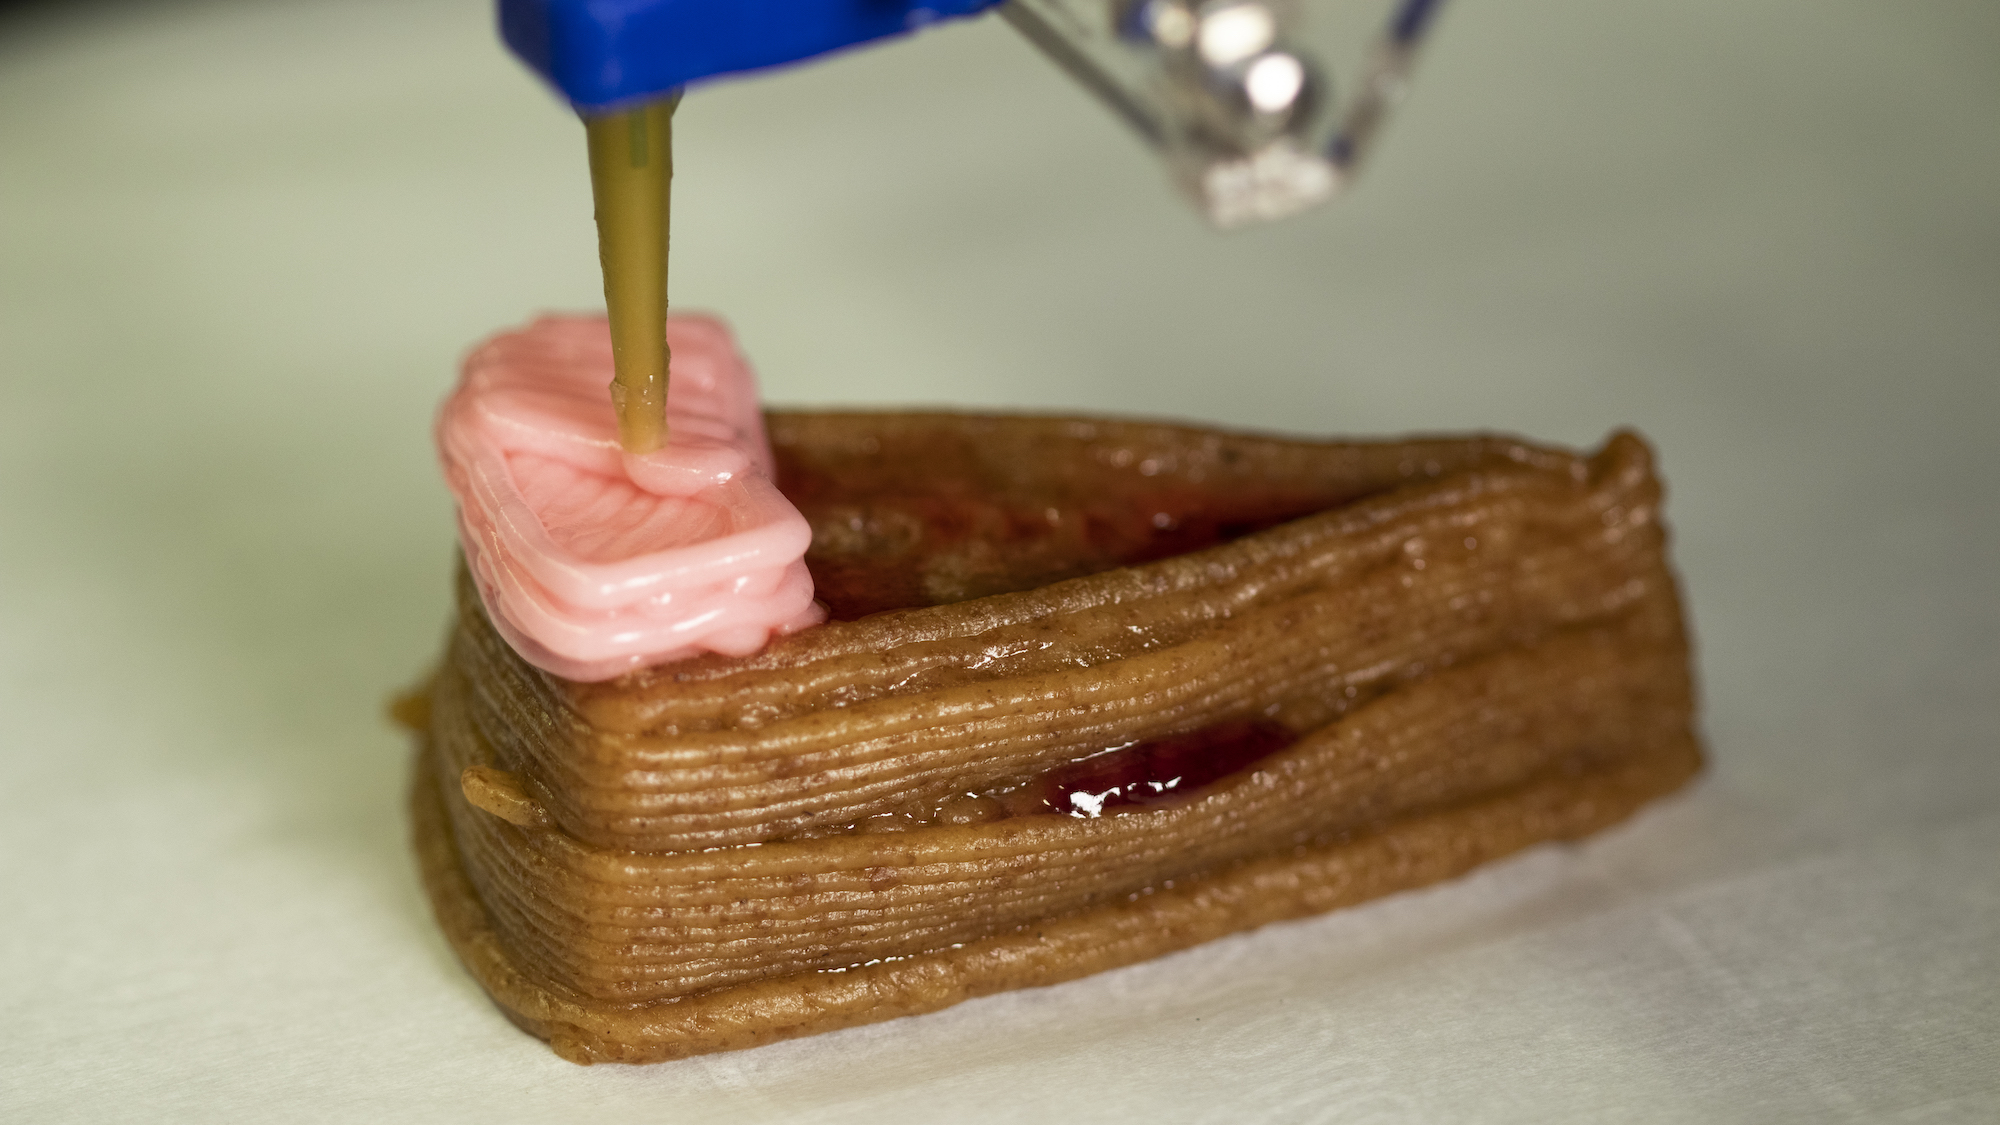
[437, 314, 823, 681]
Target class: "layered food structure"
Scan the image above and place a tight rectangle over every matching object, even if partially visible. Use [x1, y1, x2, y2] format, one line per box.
[436, 314, 821, 681]
[407, 316, 1701, 1063]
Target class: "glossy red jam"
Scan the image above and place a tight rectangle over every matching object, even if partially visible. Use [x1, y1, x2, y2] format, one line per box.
[999, 720, 1298, 818]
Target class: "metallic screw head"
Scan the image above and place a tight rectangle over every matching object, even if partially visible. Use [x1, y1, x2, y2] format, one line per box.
[1243, 50, 1305, 114]
[1196, 2, 1276, 67]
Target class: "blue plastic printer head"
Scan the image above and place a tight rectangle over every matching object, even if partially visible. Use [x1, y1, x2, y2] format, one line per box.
[500, 0, 1007, 111]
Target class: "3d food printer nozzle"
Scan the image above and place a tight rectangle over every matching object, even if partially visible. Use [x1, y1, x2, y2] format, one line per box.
[498, 0, 1447, 227]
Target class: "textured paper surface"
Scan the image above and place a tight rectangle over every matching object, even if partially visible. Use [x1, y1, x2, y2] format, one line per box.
[1, 0, 1994, 1120]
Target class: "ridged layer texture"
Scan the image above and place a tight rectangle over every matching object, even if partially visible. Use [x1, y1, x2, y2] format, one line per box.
[409, 414, 1702, 1064]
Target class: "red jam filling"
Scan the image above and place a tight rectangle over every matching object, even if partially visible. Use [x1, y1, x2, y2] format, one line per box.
[999, 720, 1298, 818]
[773, 427, 1319, 820]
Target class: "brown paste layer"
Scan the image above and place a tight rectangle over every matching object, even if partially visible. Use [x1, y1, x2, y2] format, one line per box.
[407, 413, 1702, 1064]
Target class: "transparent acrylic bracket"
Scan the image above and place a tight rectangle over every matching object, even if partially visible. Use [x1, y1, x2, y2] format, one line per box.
[1000, 0, 1447, 228]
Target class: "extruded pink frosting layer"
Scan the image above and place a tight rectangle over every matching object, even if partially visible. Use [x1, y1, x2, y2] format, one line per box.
[437, 314, 823, 681]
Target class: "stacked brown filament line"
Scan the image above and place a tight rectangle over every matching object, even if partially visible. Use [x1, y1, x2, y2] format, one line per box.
[407, 415, 1701, 1063]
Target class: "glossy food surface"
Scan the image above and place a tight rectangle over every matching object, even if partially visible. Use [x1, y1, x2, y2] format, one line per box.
[412, 416, 1701, 1064]
[770, 413, 1506, 620]
[436, 315, 822, 680]
[997, 720, 1300, 818]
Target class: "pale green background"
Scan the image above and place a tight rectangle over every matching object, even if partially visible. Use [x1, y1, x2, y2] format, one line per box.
[1, 1, 1995, 1121]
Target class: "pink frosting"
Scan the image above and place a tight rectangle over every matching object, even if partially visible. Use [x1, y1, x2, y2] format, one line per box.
[437, 314, 823, 681]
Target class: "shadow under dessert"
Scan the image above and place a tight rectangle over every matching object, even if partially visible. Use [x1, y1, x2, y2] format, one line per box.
[406, 410, 1701, 1064]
